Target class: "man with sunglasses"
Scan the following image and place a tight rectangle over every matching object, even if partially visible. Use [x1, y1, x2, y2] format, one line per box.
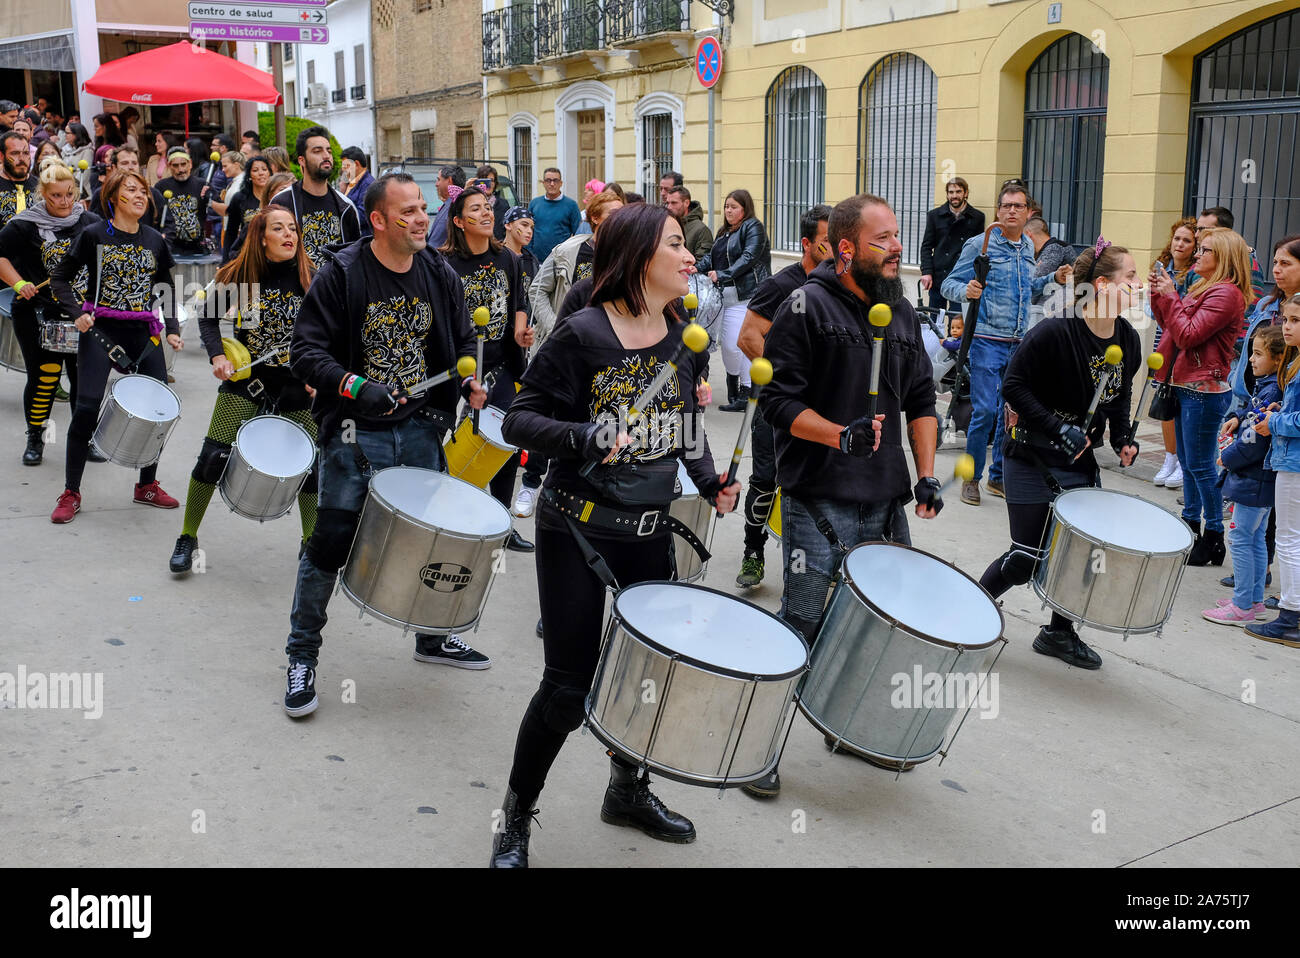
[943, 179, 1064, 505]
[526, 167, 581, 264]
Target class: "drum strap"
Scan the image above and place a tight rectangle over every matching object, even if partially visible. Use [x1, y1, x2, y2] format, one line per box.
[800, 499, 849, 555]
[86, 324, 159, 374]
[543, 489, 711, 589]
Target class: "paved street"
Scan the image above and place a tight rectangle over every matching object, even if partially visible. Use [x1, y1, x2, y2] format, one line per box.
[3, 343, 1298, 868]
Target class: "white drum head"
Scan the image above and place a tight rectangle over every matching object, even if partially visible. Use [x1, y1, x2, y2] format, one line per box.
[615, 582, 806, 676]
[235, 416, 314, 477]
[0, 288, 13, 316]
[111, 375, 180, 421]
[1054, 488, 1193, 554]
[676, 460, 698, 498]
[477, 406, 512, 449]
[844, 543, 1002, 648]
[371, 466, 511, 537]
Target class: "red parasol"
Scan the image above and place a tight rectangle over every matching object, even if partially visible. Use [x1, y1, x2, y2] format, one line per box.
[82, 40, 281, 134]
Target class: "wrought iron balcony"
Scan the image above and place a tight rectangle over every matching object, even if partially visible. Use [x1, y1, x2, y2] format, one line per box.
[536, 0, 603, 59]
[482, 4, 539, 72]
[606, 0, 689, 44]
[350, 84, 366, 101]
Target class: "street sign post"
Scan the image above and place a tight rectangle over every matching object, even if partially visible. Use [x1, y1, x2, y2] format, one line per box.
[695, 37, 722, 231]
[189, 22, 328, 43]
[188, 3, 327, 24]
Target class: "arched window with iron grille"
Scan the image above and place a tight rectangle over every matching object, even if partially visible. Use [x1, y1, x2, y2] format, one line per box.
[1186, 10, 1300, 259]
[765, 66, 827, 253]
[1022, 34, 1109, 247]
[859, 53, 937, 266]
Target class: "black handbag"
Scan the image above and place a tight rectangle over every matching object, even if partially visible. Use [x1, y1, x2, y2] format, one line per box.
[1147, 345, 1180, 421]
[587, 457, 680, 507]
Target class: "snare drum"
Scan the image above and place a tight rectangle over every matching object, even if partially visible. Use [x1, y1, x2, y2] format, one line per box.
[1033, 487, 1194, 635]
[39, 318, 79, 354]
[219, 416, 316, 522]
[443, 406, 517, 488]
[341, 466, 512, 634]
[0, 288, 25, 372]
[587, 581, 808, 787]
[799, 542, 1004, 771]
[668, 461, 714, 583]
[92, 374, 182, 468]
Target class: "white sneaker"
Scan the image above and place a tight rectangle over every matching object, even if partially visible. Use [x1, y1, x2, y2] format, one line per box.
[1163, 462, 1183, 489]
[513, 485, 538, 518]
[1153, 455, 1176, 485]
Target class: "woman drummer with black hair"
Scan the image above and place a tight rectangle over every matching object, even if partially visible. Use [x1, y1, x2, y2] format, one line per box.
[48, 168, 183, 524]
[168, 206, 317, 574]
[977, 239, 1141, 670]
[491, 203, 741, 868]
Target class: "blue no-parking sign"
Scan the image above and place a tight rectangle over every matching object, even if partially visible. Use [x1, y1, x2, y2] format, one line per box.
[695, 37, 722, 89]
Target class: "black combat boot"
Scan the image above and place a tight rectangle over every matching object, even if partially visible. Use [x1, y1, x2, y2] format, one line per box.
[600, 756, 696, 843]
[490, 787, 537, 869]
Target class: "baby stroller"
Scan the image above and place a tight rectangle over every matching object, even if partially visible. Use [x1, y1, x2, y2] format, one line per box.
[915, 283, 971, 440]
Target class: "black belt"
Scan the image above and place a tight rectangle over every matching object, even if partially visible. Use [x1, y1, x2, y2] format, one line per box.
[543, 487, 711, 591]
[1007, 426, 1066, 495]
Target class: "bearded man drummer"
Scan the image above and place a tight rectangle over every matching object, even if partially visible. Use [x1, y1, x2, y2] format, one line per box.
[282, 171, 488, 718]
[752, 193, 945, 798]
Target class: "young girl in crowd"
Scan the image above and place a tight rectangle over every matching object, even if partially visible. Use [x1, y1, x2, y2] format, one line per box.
[1249, 294, 1300, 647]
[1205, 324, 1284, 624]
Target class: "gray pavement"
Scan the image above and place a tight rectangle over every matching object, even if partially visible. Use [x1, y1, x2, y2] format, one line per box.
[3, 344, 1298, 868]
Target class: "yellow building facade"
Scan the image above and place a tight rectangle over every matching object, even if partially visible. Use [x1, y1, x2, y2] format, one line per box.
[483, 0, 1299, 271]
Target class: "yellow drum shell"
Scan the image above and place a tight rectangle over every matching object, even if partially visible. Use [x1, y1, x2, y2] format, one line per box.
[443, 406, 517, 488]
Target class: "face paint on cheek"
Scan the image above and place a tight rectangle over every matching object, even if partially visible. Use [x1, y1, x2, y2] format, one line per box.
[865, 243, 891, 255]
[395, 217, 408, 228]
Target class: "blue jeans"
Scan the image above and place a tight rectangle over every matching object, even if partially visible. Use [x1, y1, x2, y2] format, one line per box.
[1228, 502, 1270, 608]
[779, 494, 911, 641]
[964, 336, 1017, 483]
[1173, 388, 1232, 533]
[286, 412, 447, 667]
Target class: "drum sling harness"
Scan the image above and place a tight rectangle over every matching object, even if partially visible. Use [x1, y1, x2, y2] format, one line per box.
[86, 323, 160, 374]
[543, 487, 711, 592]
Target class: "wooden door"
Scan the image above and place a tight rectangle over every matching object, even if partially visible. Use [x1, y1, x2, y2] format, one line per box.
[577, 109, 604, 186]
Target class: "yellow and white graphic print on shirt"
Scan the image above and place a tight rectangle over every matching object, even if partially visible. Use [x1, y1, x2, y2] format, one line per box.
[361, 294, 432, 388]
[573, 260, 593, 283]
[239, 287, 303, 367]
[459, 262, 510, 342]
[98, 242, 157, 312]
[300, 210, 343, 268]
[41, 237, 89, 302]
[0, 187, 24, 227]
[589, 354, 683, 464]
[1055, 351, 1122, 427]
[167, 193, 201, 242]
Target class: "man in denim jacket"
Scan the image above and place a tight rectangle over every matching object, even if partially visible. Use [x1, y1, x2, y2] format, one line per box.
[941, 181, 1059, 504]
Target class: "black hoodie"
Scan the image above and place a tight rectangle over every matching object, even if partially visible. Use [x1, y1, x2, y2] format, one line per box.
[760, 259, 936, 504]
[290, 237, 476, 445]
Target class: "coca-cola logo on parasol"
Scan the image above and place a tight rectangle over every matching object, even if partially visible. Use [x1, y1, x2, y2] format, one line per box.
[131, 94, 153, 102]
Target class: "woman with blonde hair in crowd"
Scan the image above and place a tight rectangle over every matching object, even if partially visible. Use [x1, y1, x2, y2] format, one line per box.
[262, 146, 293, 175]
[1150, 227, 1257, 565]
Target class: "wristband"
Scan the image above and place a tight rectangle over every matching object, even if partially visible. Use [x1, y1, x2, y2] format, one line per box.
[12, 280, 29, 294]
[340, 373, 367, 399]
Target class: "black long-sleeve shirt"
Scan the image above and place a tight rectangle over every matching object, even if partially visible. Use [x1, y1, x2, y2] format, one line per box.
[290, 239, 476, 443]
[1001, 313, 1141, 473]
[760, 260, 937, 504]
[51, 220, 179, 336]
[502, 304, 718, 530]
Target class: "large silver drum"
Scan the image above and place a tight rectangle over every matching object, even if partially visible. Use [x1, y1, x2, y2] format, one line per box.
[219, 415, 316, 522]
[587, 582, 808, 787]
[0, 288, 24, 372]
[92, 373, 182, 468]
[341, 466, 512, 634]
[1034, 487, 1193, 635]
[669, 461, 714, 583]
[799, 542, 1004, 771]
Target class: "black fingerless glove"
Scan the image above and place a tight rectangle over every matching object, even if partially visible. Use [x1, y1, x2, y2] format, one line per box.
[355, 379, 400, 416]
[914, 476, 944, 515]
[567, 421, 609, 461]
[839, 416, 877, 457]
[1114, 439, 1139, 460]
[1056, 422, 1087, 458]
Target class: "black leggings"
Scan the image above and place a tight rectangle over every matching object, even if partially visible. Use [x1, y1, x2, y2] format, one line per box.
[979, 499, 1074, 633]
[13, 310, 77, 430]
[66, 319, 167, 493]
[507, 508, 673, 809]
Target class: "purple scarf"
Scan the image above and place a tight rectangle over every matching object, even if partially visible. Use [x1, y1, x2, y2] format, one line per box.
[82, 302, 163, 338]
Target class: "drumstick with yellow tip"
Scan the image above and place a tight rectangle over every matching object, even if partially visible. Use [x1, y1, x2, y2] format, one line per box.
[721, 357, 772, 489]
[471, 306, 490, 435]
[936, 453, 977, 497]
[1125, 351, 1164, 453]
[863, 303, 893, 458]
[402, 355, 477, 399]
[1083, 344, 1124, 429]
[160, 189, 173, 229]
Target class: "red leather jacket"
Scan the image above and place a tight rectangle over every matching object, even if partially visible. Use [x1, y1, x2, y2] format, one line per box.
[1152, 282, 1246, 386]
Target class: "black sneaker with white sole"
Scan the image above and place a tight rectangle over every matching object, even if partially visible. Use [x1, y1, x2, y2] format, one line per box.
[413, 633, 491, 669]
[284, 661, 318, 717]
